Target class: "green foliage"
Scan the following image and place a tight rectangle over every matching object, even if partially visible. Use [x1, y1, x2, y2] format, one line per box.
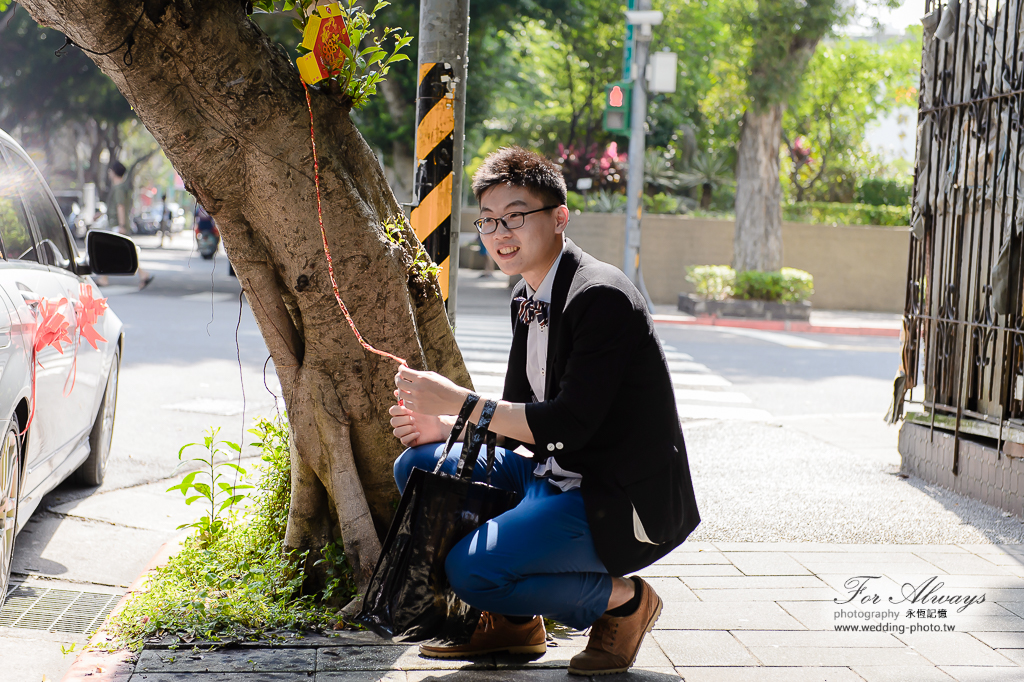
[591, 190, 627, 214]
[643, 192, 686, 215]
[168, 429, 253, 549]
[783, 201, 909, 226]
[855, 178, 911, 207]
[252, 0, 410, 109]
[687, 265, 814, 302]
[746, 0, 847, 111]
[410, 249, 441, 281]
[733, 268, 814, 303]
[686, 265, 735, 300]
[113, 417, 355, 648]
[782, 34, 921, 202]
[382, 215, 441, 282]
[315, 539, 358, 606]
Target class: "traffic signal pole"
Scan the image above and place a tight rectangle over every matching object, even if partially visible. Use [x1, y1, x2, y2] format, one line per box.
[411, 0, 469, 325]
[622, 2, 657, 311]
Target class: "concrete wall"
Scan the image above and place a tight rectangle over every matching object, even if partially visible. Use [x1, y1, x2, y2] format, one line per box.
[899, 421, 1024, 519]
[460, 211, 911, 312]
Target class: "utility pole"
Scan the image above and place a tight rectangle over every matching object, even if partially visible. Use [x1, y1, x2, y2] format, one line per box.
[622, 3, 661, 311]
[411, 0, 469, 325]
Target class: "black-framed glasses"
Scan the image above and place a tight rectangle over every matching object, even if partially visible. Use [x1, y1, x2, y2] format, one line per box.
[473, 205, 559, 234]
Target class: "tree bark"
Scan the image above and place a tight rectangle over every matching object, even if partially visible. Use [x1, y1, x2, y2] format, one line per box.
[734, 104, 784, 272]
[18, 0, 471, 587]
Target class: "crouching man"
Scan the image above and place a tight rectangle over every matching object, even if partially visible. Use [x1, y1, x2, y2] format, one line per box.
[390, 146, 699, 675]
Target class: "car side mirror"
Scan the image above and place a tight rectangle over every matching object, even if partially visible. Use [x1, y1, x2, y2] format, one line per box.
[86, 230, 139, 276]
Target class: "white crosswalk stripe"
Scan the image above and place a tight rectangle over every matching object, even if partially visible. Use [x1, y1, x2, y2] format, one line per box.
[453, 314, 772, 422]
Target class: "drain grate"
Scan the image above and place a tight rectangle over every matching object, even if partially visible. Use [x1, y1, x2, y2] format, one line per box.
[0, 585, 120, 634]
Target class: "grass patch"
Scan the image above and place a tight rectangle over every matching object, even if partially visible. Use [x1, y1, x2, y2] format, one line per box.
[111, 416, 357, 649]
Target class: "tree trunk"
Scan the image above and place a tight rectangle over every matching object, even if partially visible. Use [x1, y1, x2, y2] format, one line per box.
[734, 104, 784, 272]
[379, 76, 414, 204]
[700, 183, 712, 210]
[18, 0, 472, 588]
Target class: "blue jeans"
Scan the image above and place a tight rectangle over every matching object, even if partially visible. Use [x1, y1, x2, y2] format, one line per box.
[394, 442, 613, 629]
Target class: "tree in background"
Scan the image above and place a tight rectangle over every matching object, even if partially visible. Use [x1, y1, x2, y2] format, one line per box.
[781, 31, 920, 203]
[733, 0, 845, 272]
[0, 5, 135, 192]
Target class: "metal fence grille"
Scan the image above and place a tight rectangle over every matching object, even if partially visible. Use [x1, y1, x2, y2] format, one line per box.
[900, 0, 1024, 466]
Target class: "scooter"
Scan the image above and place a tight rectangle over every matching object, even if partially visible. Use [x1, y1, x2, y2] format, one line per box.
[195, 224, 220, 260]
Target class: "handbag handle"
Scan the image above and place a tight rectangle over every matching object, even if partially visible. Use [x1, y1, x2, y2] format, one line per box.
[456, 399, 497, 481]
[432, 393, 481, 474]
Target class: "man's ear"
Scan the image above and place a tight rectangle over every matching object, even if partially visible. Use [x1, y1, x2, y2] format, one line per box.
[554, 205, 570, 235]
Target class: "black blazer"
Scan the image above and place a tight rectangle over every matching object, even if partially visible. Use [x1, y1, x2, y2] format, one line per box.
[503, 240, 700, 576]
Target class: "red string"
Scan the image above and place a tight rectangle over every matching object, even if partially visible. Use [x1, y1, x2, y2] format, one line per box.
[303, 82, 407, 367]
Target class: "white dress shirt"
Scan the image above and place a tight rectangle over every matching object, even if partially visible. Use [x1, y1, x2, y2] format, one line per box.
[523, 239, 583, 491]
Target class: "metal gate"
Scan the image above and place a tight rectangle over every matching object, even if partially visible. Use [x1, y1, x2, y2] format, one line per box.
[898, 0, 1024, 465]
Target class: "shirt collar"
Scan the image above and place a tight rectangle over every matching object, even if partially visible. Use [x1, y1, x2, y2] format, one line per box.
[524, 238, 567, 304]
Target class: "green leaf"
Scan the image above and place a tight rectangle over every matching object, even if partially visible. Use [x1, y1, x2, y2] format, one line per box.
[219, 495, 246, 513]
[372, 1, 390, 13]
[185, 495, 203, 505]
[222, 462, 247, 475]
[225, 441, 241, 452]
[193, 482, 212, 498]
[387, 53, 410, 63]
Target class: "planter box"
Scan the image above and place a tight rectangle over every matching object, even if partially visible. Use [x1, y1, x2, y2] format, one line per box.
[677, 293, 811, 321]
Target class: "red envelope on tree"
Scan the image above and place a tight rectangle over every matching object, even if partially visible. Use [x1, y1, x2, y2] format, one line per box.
[297, 3, 351, 85]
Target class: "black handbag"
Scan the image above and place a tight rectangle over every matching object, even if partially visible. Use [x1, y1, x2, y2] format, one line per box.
[356, 394, 517, 642]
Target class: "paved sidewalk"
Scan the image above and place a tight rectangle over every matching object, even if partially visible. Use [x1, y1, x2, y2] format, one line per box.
[97, 542, 1024, 681]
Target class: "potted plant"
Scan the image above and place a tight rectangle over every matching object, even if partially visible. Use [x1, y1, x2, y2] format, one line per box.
[678, 266, 814, 321]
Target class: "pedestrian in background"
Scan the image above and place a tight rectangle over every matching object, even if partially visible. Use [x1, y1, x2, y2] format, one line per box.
[157, 193, 172, 248]
[100, 160, 153, 290]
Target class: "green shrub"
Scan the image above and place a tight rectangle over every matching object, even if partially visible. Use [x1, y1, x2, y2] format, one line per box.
[685, 265, 735, 300]
[566, 191, 587, 213]
[855, 178, 911, 207]
[111, 416, 355, 648]
[783, 201, 909, 226]
[643, 192, 686, 214]
[733, 268, 814, 303]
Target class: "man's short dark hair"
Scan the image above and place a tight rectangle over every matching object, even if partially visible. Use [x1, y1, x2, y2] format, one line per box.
[108, 160, 127, 178]
[472, 146, 567, 207]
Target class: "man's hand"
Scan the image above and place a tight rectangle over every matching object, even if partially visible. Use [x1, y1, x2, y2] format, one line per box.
[389, 390, 453, 447]
[394, 365, 468, 417]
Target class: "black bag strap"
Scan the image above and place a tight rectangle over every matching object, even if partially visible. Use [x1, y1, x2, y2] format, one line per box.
[432, 393, 480, 475]
[456, 399, 497, 481]
[484, 431, 497, 485]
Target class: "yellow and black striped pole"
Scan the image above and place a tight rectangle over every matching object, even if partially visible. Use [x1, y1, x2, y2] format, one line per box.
[412, 0, 468, 323]
[410, 62, 456, 305]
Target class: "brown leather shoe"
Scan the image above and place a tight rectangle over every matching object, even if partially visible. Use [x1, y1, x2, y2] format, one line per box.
[568, 578, 663, 675]
[419, 612, 546, 659]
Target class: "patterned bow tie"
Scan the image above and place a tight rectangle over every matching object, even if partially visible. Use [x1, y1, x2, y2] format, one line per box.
[515, 295, 550, 327]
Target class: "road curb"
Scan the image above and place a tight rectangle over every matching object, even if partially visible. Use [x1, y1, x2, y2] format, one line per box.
[60, 531, 190, 682]
[652, 314, 901, 338]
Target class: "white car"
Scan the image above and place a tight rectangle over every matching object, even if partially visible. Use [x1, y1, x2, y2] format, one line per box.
[0, 129, 139, 604]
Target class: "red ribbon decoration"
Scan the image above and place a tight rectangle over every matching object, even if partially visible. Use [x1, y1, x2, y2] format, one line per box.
[302, 81, 407, 368]
[76, 283, 108, 350]
[33, 297, 71, 354]
[22, 297, 70, 432]
[21, 286, 109, 432]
